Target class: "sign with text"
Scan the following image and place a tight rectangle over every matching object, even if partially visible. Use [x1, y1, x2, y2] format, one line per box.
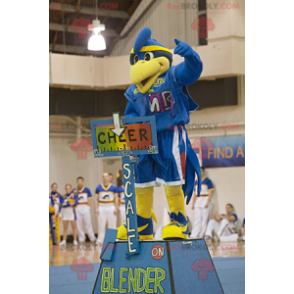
[122, 156, 139, 255]
[91, 115, 158, 158]
[192, 135, 245, 167]
[90, 114, 158, 255]
[93, 239, 224, 294]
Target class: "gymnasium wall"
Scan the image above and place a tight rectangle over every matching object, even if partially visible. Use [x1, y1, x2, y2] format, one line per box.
[50, 104, 245, 235]
[110, 0, 245, 56]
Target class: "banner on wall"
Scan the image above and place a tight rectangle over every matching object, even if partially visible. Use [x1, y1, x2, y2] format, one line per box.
[192, 135, 245, 167]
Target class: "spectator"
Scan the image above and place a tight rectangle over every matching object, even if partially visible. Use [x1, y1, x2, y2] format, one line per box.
[73, 177, 96, 243]
[59, 184, 78, 246]
[49, 195, 55, 214]
[190, 167, 214, 238]
[49, 193, 58, 245]
[205, 203, 238, 243]
[95, 172, 118, 246]
[116, 172, 125, 222]
[50, 183, 61, 217]
[117, 170, 123, 187]
[117, 184, 125, 222]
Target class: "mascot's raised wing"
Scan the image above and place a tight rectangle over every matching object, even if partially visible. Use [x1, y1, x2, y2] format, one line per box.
[117, 27, 203, 240]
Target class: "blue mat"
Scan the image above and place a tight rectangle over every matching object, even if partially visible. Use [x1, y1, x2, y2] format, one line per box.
[49, 257, 245, 294]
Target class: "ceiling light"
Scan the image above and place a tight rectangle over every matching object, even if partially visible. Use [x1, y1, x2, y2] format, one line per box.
[87, 0, 106, 52]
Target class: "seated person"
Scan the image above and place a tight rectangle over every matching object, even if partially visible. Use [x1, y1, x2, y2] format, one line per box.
[205, 203, 238, 242]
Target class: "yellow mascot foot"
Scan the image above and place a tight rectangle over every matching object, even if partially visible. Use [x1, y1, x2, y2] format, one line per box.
[116, 211, 157, 241]
[116, 224, 153, 240]
[162, 212, 189, 240]
[116, 224, 128, 240]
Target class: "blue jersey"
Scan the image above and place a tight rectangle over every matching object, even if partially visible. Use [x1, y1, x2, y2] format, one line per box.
[125, 66, 198, 133]
[221, 213, 238, 228]
[194, 177, 214, 197]
[49, 191, 61, 205]
[72, 186, 92, 206]
[49, 195, 54, 207]
[116, 185, 125, 204]
[59, 193, 78, 212]
[95, 184, 117, 204]
[242, 218, 245, 228]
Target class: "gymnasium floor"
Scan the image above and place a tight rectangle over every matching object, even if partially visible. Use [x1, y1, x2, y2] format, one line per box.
[49, 242, 245, 294]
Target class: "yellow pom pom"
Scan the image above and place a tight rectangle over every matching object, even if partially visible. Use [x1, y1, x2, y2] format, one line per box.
[69, 199, 75, 205]
[49, 206, 55, 214]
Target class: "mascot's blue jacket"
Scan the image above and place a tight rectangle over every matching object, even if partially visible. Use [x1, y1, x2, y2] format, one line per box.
[124, 27, 202, 202]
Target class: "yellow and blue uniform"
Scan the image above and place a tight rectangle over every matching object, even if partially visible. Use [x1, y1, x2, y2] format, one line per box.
[95, 184, 118, 244]
[72, 186, 92, 206]
[49, 195, 55, 216]
[50, 191, 61, 210]
[95, 184, 117, 204]
[194, 177, 214, 197]
[116, 185, 125, 205]
[190, 177, 215, 238]
[59, 193, 78, 220]
[49, 192, 61, 245]
[49, 193, 55, 211]
[117, 27, 203, 240]
[221, 213, 238, 230]
[49, 195, 56, 245]
[72, 186, 96, 243]
[125, 28, 202, 200]
[116, 185, 126, 222]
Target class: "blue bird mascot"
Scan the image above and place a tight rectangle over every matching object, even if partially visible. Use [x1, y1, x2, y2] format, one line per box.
[117, 27, 202, 240]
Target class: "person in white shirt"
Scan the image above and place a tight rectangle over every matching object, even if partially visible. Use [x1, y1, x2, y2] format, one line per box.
[190, 167, 214, 238]
[50, 183, 61, 218]
[73, 177, 96, 243]
[116, 184, 125, 222]
[205, 203, 238, 243]
[95, 173, 119, 246]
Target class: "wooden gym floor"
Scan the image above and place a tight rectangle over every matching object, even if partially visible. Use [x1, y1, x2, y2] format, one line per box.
[49, 241, 245, 267]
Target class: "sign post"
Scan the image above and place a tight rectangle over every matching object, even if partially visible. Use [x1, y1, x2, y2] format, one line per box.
[90, 114, 158, 255]
[122, 155, 139, 254]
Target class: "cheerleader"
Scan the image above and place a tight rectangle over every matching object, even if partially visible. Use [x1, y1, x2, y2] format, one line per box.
[50, 183, 61, 217]
[59, 184, 78, 246]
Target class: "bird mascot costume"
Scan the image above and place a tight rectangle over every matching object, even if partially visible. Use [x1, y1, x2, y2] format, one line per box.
[117, 27, 202, 240]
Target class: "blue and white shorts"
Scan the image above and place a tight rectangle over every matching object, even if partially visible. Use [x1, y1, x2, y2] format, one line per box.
[134, 125, 187, 187]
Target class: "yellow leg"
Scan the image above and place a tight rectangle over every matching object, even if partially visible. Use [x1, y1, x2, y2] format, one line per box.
[117, 186, 154, 240]
[135, 186, 154, 219]
[162, 185, 188, 239]
[164, 185, 186, 218]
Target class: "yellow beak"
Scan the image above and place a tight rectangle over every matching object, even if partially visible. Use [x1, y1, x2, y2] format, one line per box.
[130, 57, 170, 94]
